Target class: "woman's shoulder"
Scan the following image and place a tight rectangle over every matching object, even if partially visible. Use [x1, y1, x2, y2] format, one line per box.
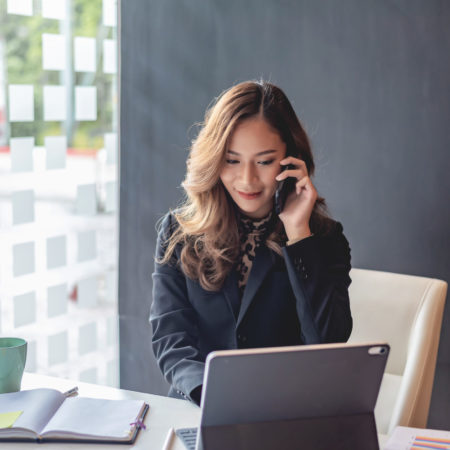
[157, 209, 179, 238]
[312, 215, 344, 238]
[313, 217, 350, 255]
[317, 218, 351, 263]
[155, 209, 184, 262]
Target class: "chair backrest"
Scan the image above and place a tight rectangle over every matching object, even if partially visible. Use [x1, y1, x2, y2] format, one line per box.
[348, 268, 447, 435]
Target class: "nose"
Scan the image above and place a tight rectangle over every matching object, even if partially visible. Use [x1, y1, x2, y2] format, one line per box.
[240, 163, 258, 185]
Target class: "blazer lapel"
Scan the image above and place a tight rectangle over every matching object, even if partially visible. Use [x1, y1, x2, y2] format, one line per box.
[236, 245, 276, 328]
[223, 269, 240, 320]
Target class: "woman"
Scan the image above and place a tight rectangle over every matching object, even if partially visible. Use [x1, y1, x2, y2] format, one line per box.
[150, 80, 352, 405]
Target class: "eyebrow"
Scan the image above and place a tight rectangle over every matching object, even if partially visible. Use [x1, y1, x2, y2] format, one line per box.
[227, 149, 277, 156]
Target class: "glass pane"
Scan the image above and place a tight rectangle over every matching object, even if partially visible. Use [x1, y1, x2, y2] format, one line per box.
[0, 0, 119, 387]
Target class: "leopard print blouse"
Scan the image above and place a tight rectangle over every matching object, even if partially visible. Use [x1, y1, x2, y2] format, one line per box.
[236, 210, 274, 299]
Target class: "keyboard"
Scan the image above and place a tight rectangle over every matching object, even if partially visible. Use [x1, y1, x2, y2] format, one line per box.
[176, 427, 198, 450]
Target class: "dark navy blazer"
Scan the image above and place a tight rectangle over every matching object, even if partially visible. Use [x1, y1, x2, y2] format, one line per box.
[150, 212, 353, 402]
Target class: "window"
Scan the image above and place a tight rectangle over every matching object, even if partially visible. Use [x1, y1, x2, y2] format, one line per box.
[0, 0, 119, 386]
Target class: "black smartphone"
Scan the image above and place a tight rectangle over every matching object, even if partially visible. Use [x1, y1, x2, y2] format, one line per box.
[275, 164, 296, 215]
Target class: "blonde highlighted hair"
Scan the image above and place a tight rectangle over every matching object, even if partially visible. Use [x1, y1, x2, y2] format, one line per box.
[158, 80, 332, 291]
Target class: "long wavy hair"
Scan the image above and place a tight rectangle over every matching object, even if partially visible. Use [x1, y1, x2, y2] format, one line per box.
[158, 80, 333, 291]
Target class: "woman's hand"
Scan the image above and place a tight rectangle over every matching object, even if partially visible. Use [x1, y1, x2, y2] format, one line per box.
[275, 156, 317, 241]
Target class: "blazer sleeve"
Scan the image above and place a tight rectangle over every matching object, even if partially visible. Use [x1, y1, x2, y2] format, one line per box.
[150, 213, 205, 402]
[282, 221, 353, 344]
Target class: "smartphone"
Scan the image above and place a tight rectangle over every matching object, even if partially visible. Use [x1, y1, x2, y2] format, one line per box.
[275, 164, 296, 215]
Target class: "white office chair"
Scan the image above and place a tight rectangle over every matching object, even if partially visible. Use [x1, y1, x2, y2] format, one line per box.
[348, 268, 447, 435]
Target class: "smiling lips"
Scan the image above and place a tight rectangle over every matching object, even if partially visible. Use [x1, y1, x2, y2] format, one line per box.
[237, 190, 262, 199]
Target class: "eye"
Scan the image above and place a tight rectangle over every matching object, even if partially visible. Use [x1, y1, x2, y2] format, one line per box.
[258, 159, 275, 166]
[226, 159, 239, 164]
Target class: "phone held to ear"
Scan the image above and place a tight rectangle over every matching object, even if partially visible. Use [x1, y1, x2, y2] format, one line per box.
[275, 164, 296, 215]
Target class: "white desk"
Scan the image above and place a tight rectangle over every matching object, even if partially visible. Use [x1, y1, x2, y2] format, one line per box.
[2, 372, 200, 450]
[4, 372, 390, 449]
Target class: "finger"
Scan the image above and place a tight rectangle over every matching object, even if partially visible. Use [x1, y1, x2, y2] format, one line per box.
[280, 156, 306, 168]
[295, 176, 312, 194]
[275, 169, 304, 181]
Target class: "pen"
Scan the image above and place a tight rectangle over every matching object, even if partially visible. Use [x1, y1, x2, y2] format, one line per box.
[63, 386, 79, 398]
[162, 427, 175, 450]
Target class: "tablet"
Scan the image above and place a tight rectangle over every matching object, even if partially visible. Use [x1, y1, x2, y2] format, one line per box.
[196, 342, 389, 450]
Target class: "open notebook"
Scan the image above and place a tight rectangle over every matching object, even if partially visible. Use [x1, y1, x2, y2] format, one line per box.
[0, 388, 148, 444]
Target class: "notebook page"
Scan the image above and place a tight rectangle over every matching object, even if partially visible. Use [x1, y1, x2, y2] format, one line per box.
[0, 389, 65, 437]
[41, 397, 146, 440]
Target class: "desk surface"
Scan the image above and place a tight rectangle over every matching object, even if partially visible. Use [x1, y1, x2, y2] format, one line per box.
[2, 372, 200, 449]
[4, 372, 389, 449]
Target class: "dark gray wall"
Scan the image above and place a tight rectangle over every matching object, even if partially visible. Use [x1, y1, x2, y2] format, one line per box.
[120, 0, 450, 427]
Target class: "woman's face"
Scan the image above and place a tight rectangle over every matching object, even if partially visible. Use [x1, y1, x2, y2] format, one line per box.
[220, 117, 286, 219]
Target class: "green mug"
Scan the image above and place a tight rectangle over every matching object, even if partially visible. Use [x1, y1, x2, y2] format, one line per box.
[0, 337, 27, 394]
